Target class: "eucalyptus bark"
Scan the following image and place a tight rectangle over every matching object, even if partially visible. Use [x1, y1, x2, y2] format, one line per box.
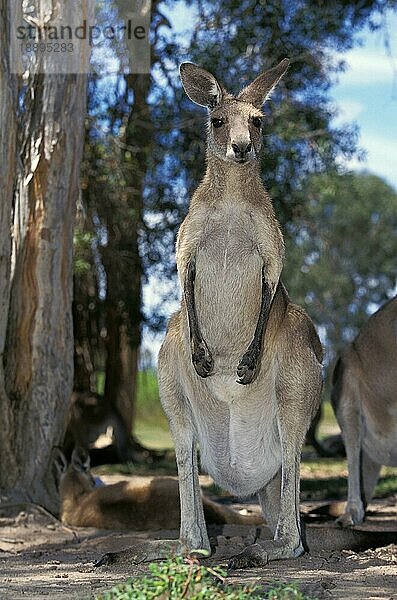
[0, 2, 89, 512]
[0, 0, 18, 482]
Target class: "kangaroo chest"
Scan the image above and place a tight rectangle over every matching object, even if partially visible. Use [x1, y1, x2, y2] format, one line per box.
[194, 200, 263, 363]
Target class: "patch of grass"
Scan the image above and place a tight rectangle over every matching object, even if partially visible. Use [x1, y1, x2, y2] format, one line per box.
[96, 369, 173, 450]
[95, 556, 258, 599]
[301, 475, 347, 501]
[96, 371, 106, 395]
[301, 458, 347, 478]
[300, 457, 346, 500]
[300, 457, 397, 501]
[373, 471, 397, 497]
[317, 400, 340, 439]
[134, 420, 173, 451]
[95, 556, 316, 600]
[134, 370, 173, 450]
[135, 370, 162, 419]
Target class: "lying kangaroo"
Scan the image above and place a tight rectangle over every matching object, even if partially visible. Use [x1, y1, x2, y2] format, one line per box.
[331, 295, 397, 527]
[54, 448, 263, 530]
[157, 59, 323, 569]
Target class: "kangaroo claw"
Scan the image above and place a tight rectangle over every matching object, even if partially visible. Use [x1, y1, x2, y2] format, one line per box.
[236, 348, 259, 385]
[192, 339, 213, 378]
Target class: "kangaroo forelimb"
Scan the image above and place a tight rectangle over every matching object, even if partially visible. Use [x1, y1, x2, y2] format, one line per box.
[237, 267, 272, 385]
[185, 259, 214, 378]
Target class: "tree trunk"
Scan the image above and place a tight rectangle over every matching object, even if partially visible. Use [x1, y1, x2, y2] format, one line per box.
[73, 278, 97, 393]
[0, 0, 18, 483]
[102, 244, 141, 435]
[118, 332, 138, 429]
[116, 73, 150, 433]
[0, 3, 89, 512]
[72, 238, 101, 394]
[73, 177, 104, 393]
[102, 73, 151, 437]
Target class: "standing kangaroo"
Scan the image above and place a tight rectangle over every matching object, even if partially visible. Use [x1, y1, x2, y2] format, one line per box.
[158, 59, 323, 569]
[331, 296, 397, 527]
[55, 448, 263, 530]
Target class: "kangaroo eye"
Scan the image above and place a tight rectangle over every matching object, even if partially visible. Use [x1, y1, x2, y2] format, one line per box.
[251, 116, 262, 128]
[211, 118, 224, 128]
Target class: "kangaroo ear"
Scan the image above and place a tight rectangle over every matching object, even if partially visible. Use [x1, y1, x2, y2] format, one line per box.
[180, 63, 224, 109]
[238, 58, 290, 108]
[71, 447, 90, 472]
[53, 448, 68, 475]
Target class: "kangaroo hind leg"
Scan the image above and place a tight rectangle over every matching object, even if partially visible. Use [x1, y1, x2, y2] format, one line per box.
[333, 364, 366, 527]
[158, 339, 210, 555]
[229, 335, 322, 569]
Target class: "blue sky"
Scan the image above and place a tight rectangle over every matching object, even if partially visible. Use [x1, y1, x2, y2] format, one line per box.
[332, 11, 397, 191]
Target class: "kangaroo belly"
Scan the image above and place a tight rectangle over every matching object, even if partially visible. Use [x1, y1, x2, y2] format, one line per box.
[194, 207, 262, 365]
[191, 377, 281, 496]
[202, 433, 281, 497]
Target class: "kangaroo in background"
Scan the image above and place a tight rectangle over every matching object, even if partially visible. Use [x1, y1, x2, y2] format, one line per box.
[63, 391, 165, 466]
[54, 448, 264, 530]
[331, 296, 397, 527]
[158, 59, 323, 569]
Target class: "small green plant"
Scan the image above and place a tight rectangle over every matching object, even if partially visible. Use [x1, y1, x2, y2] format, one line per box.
[95, 557, 316, 600]
[95, 555, 258, 599]
[97, 557, 245, 599]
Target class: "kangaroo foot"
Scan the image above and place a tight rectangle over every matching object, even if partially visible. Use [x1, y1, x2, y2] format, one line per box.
[336, 502, 365, 527]
[236, 347, 259, 385]
[228, 539, 304, 570]
[95, 540, 180, 568]
[95, 549, 148, 568]
[180, 525, 212, 558]
[192, 339, 213, 378]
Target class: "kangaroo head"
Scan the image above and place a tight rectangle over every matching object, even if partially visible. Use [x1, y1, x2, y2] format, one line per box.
[179, 58, 289, 165]
[54, 447, 97, 499]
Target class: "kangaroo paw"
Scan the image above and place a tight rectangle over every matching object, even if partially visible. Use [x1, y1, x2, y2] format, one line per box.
[192, 339, 213, 378]
[228, 539, 304, 570]
[228, 543, 268, 570]
[236, 348, 259, 385]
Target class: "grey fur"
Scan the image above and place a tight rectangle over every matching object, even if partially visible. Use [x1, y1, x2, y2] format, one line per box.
[158, 60, 323, 568]
[331, 296, 397, 527]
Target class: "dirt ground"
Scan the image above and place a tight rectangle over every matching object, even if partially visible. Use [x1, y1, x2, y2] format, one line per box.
[0, 474, 396, 600]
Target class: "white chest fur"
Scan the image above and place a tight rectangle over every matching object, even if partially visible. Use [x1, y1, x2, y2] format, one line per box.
[194, 199, 263, 366]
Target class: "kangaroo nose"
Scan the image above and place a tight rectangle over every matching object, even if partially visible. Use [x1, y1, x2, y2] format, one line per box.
[232, 141, 252, 157]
